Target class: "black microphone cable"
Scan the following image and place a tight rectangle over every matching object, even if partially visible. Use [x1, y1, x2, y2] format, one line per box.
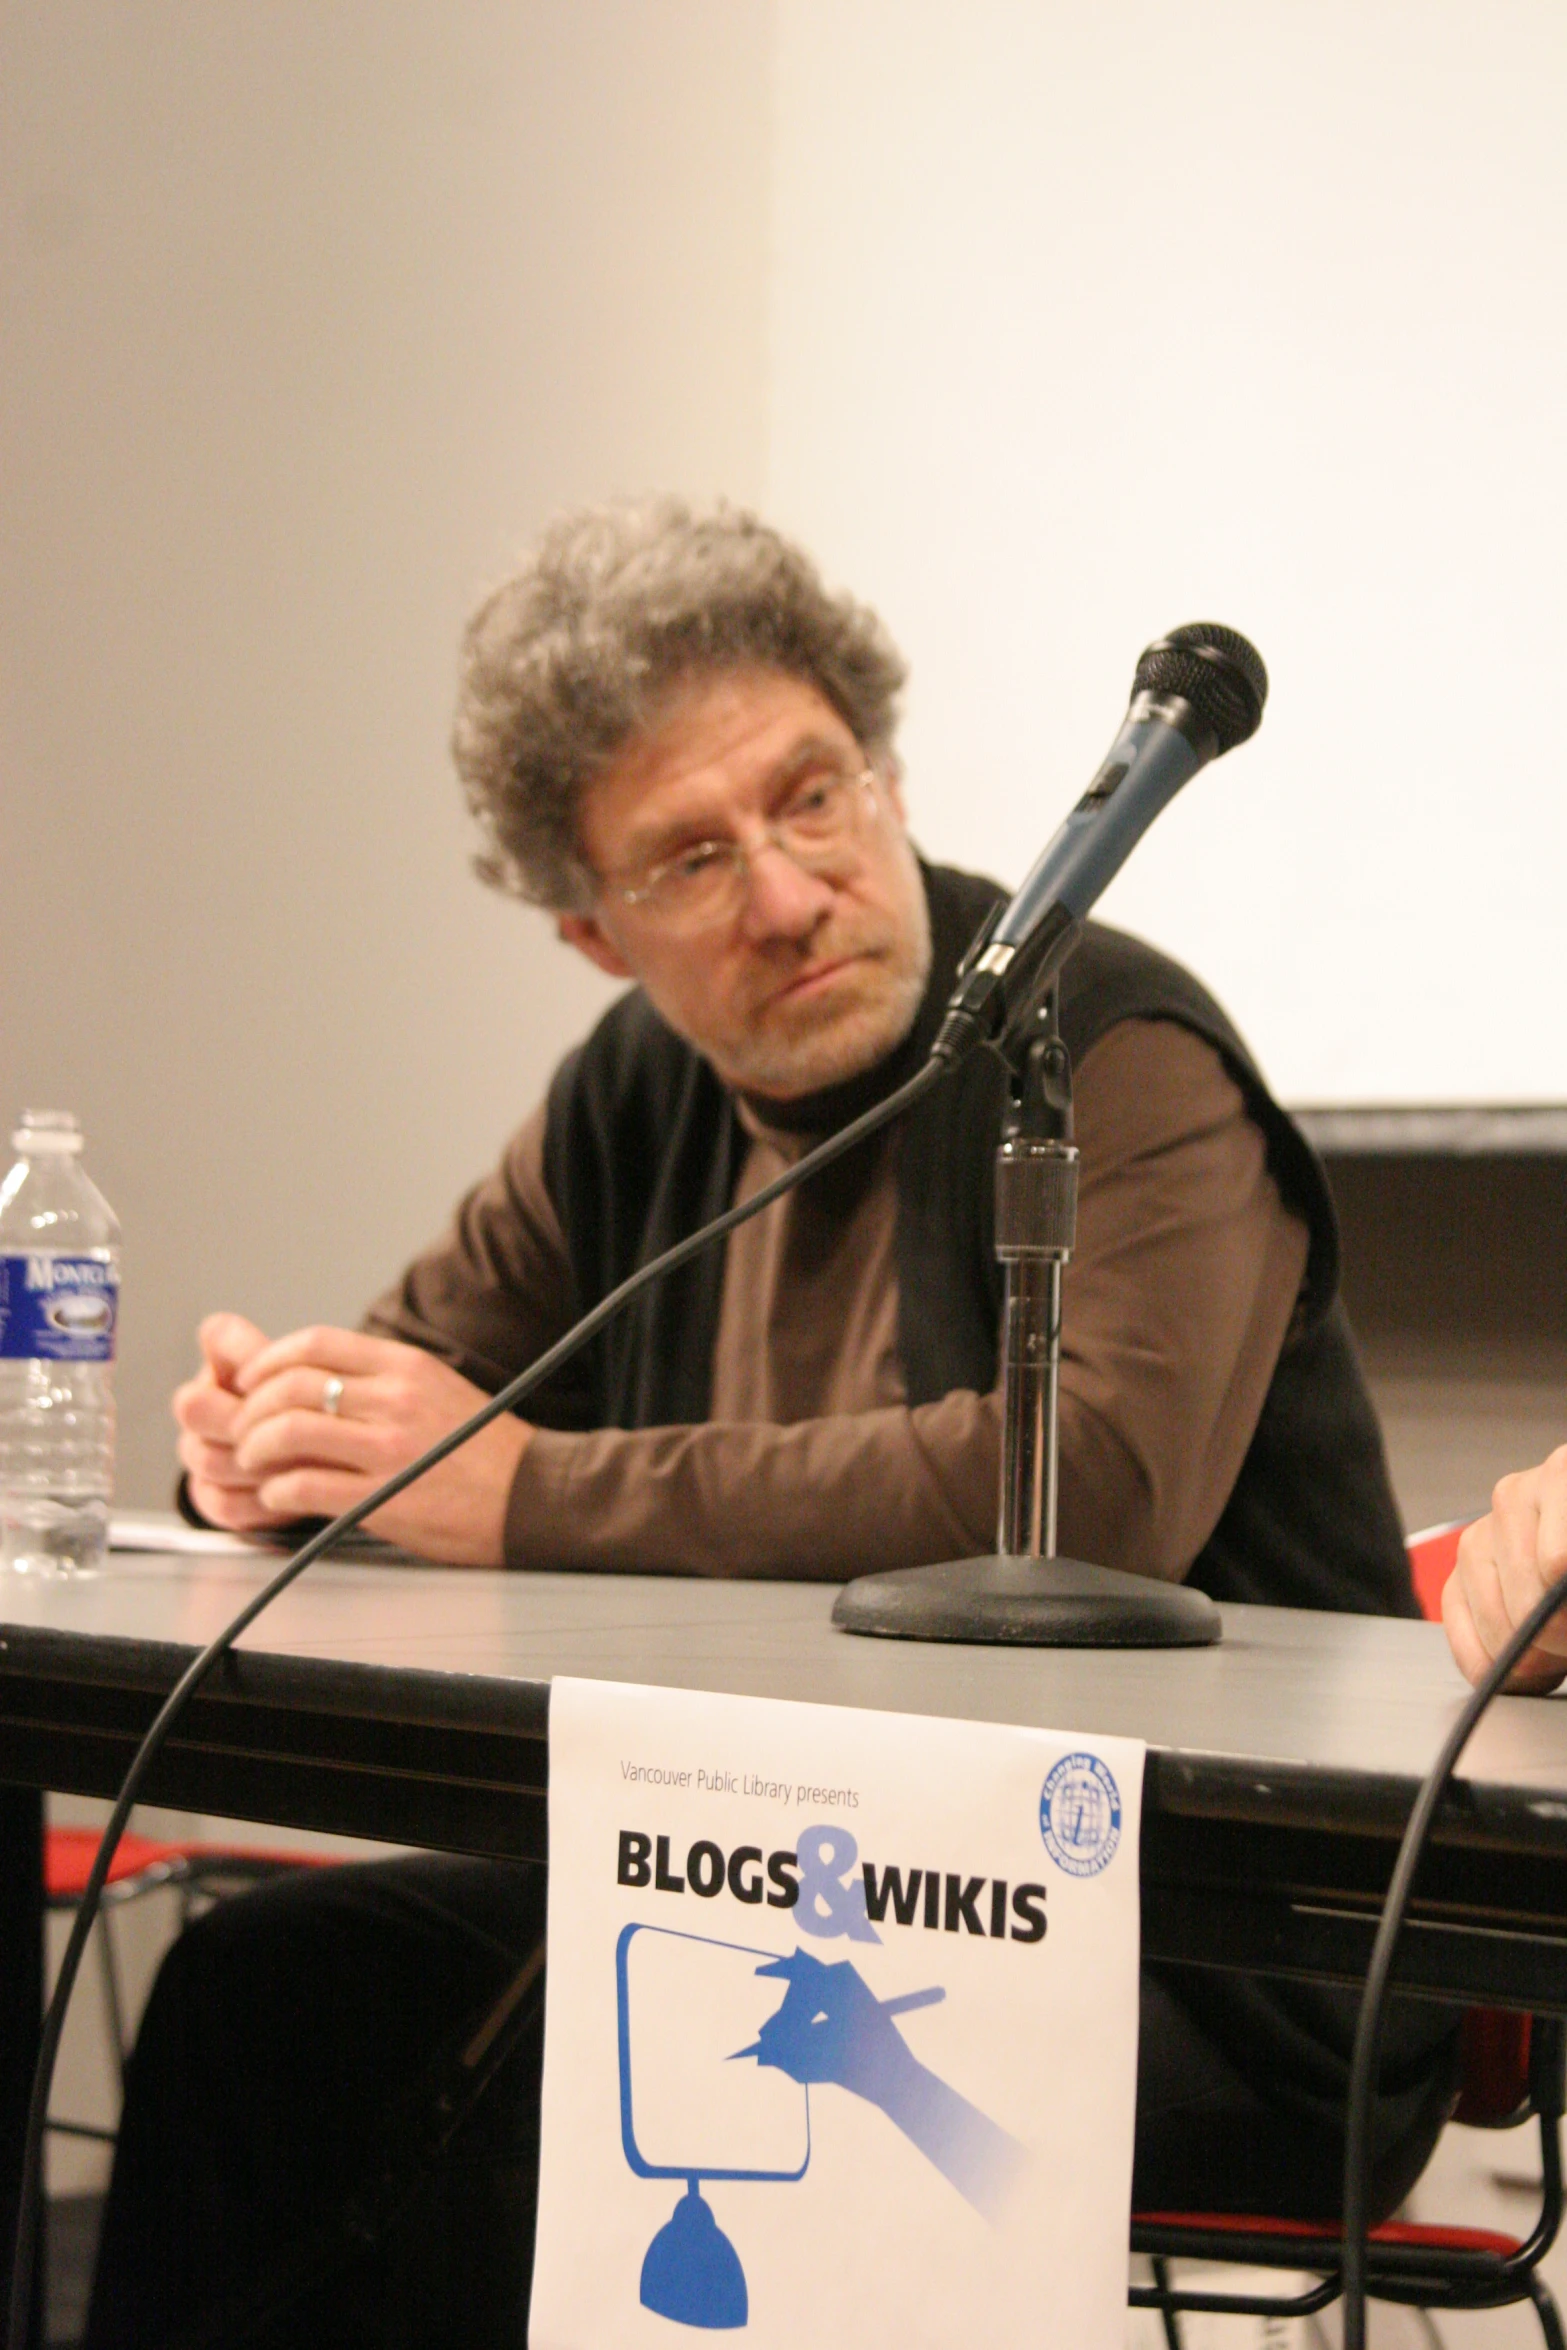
[1339, 1562, 1567, 2350]
[4, 1049, 951, 2350]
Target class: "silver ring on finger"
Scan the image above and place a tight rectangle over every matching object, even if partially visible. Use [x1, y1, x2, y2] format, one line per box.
[321, 1374, 346, 1417]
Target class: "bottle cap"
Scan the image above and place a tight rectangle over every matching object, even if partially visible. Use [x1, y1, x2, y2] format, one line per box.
[12, 1111, 84, 1155]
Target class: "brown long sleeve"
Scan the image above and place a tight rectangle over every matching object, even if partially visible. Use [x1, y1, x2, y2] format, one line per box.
[370, 1020, 1307, 1581]
[362, 1103, 589, 1423]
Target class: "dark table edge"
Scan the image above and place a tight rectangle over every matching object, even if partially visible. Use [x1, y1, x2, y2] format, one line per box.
[5, 1621, 1567, 1860]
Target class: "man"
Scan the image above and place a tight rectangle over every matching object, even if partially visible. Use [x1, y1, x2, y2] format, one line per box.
[88, 503, 1456, 2348]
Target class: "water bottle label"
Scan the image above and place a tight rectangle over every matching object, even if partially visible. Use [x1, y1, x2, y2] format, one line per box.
[0, 1255, 119, 1361]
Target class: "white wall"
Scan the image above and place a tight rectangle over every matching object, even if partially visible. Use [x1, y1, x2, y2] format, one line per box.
[769, 0, 1567, 1104]
[1, 1, 772, 1505]
[7, 0, 1566, 1516]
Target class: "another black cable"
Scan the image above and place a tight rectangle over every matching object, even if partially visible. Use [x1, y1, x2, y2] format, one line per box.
[4, 1049, 949, 2350]
[1340, 1561, 1567, 2350]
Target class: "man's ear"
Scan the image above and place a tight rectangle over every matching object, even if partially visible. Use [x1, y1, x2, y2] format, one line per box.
[557, 913, 635, 981]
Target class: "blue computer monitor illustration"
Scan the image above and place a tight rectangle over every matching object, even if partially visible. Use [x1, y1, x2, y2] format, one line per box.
[616, 1922, 811, 2330]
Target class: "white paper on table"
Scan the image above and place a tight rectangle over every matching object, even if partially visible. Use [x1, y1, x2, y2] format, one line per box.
[109, 1511, 268, 1556]
[531, 1676, 1144, 2350]
[109, 1511, 409, 1562]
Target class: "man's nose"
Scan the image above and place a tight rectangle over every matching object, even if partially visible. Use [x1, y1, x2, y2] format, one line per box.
[736, 838, 835, 944]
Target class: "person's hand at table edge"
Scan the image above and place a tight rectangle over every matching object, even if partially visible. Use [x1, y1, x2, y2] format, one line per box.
[182, 1321, 529, 1566]
[173, 1312, 304, 1536]
[1442, 1447, 1567, 1695]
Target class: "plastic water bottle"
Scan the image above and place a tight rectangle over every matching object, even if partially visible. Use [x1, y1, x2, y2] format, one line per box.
[0, 1112, 120, 1576]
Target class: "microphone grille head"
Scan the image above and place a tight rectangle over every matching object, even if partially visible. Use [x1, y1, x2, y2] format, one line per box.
[1134, 622, 1267, 753]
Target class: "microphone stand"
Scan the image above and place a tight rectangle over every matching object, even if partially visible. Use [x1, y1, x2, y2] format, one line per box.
[834, 988, 1221, 1648]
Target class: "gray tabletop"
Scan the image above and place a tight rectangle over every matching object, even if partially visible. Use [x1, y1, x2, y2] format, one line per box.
[5, 1546, 1567, 2006]
[2, 1545, 1564, 1808]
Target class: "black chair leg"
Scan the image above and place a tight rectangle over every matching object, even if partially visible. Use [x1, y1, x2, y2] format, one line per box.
[1150, 2255, 1184, 2350]
[94, 1914, 128, 2087]
[1529, 2271, 1567, 2350]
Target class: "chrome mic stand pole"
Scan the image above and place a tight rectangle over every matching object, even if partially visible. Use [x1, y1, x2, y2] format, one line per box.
[995, 1002, 1077, 1564]
[834, 986, 1220, 1647]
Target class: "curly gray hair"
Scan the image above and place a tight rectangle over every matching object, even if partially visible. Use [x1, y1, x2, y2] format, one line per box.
[451, 500, 908, 911]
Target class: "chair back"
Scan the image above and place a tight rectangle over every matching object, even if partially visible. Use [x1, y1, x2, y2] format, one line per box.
[1406, 1520, 1467, 1624]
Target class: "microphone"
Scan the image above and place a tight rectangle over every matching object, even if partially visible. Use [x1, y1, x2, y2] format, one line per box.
[933, 622, 1267, 1064]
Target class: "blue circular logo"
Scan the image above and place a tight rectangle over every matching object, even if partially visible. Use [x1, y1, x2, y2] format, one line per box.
[1039, 1752, 1122, 1878]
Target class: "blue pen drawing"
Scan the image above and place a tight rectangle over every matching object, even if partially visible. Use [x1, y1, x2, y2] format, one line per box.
[738, 1947, 1025, 2224]
[617, 1842, 1026, 2331]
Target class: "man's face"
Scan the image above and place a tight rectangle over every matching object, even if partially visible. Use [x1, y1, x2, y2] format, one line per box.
[557, 668, 932, 1099]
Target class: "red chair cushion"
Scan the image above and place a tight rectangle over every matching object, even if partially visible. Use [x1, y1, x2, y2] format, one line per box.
[45, 1826, 328, 1902]
[44, 1826, 189, 1900]
[1133, 2211, 1522, 2259]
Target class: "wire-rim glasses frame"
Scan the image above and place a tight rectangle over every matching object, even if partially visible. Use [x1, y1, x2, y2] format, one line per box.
[606, 756, 885, 933]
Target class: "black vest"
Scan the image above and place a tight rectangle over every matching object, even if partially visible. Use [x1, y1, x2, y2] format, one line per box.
[541, 863, 1416, 1618]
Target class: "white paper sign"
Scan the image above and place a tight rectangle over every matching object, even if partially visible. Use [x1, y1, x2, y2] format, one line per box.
[531, 1677, 1144, 2349]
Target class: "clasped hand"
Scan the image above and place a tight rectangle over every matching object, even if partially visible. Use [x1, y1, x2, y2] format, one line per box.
[172, 1313, 530, 1566]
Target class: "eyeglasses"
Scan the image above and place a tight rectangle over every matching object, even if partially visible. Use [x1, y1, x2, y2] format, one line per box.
[609, 758, 883, 933]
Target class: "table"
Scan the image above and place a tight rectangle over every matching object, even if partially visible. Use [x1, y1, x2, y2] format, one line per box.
[4, 1550, 1567, 2331]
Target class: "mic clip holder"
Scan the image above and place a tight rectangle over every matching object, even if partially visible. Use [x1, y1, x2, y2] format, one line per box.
[932, 903, 1082, 1070]
[834, 987, 1222, 1649]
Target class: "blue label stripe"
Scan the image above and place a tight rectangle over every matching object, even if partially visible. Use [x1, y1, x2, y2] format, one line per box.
[0, 1254, 119, 1362]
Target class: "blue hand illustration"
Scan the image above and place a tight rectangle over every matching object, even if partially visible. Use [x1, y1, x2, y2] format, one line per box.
[736, 1949, 1025, 2222]
[740, 1949, 921, 2099]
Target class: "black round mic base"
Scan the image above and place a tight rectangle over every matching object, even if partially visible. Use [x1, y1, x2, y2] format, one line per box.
[831, 1554, 1222, 1648]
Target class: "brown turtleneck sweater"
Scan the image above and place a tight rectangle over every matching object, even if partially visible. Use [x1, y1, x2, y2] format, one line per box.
[365, 1017, 1307, 1584]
